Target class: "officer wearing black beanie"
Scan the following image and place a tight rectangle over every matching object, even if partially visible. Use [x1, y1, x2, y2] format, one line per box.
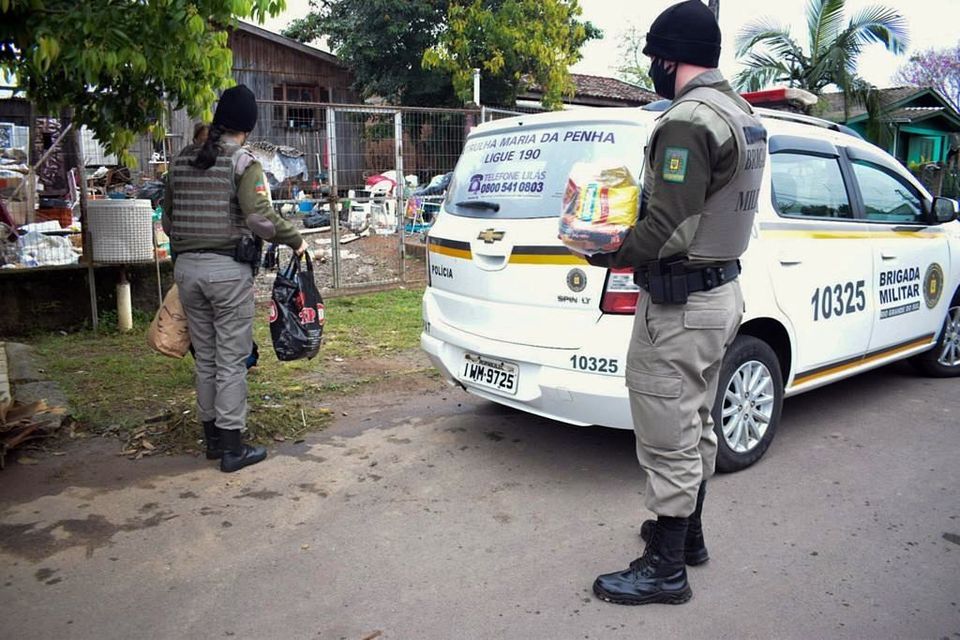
[588, 0, 768, 605]
[163, 84, 305, 473]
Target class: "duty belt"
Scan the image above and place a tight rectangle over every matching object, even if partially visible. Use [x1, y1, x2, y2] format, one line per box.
[634, 259, 740, 304]
[180, 248, 235, 258]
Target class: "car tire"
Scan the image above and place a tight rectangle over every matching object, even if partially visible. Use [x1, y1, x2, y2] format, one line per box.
[712, 335, 784, 473]
[909, 291, 960, 378]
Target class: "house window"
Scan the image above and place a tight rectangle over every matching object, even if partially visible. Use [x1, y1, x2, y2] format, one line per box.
[907, 136, 939, 165]
[272, 84, 329, 130]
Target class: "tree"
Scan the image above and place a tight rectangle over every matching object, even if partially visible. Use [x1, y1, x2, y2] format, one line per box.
[283, 0, 459, 107]
[734, 0, 907, 97]
[894, 43, 960, 111]
[614, 25, 653, 91]
[423, 0, 601, 109]
[0, 0, 285, 165]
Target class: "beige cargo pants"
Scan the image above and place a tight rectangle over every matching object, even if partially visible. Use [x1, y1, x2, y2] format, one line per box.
[625, 280, 743, 517]
[175, 253, 255, 432]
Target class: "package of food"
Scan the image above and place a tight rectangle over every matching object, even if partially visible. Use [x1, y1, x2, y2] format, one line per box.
[558, 162, 639, 256]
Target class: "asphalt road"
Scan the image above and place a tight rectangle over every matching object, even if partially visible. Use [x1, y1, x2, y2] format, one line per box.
[1, 361, 958, 639]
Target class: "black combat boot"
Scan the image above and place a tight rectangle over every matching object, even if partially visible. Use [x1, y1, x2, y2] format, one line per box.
[593, 516, 692, 605]
[218, 428, 267, 473]
[639, 482, 709, 566]
[202, 420, 222, 460]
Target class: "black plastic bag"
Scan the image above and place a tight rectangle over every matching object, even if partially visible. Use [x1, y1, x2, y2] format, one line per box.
[269, 253, 324, 361]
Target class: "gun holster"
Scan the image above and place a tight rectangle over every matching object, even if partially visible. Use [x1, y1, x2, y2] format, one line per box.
[234, 235, 263, 275]
[645, 257, 688, 305]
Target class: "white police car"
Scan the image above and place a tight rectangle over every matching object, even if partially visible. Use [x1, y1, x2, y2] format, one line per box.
[420, 106, 960, 472]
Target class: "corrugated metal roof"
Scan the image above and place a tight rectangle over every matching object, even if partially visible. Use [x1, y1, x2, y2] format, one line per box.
[884, 106, 945, 122]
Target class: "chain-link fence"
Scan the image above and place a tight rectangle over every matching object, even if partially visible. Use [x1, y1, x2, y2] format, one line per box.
[232, 101, 484, 294]
[2, 99, 547, 334]
[480, 106, 531, 122]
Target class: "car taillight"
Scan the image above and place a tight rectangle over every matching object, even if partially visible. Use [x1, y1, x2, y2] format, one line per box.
[600, 268, 640, 314]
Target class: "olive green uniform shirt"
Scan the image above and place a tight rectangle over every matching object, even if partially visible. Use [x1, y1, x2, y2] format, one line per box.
[588, 70, 744, 268]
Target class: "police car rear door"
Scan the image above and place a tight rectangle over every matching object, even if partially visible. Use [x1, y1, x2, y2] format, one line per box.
[844, 147, 950, 356]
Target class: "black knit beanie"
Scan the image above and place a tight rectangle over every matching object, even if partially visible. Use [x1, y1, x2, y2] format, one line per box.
[213, 84, 258, 132]
[643, 0, 721, 68]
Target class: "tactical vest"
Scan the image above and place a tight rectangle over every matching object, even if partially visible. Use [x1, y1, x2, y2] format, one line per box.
[169, 143, 252, 252]
[655, 86, 767, 263]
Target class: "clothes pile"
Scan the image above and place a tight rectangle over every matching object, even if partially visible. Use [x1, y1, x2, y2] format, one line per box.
[247, 141, 309, 189]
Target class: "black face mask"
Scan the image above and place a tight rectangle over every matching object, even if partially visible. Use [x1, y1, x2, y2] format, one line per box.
[650, 58, 677, 100]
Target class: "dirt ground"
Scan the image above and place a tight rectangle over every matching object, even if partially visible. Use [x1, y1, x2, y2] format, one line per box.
[0, 361, 450, 499]
[2, 362, 958, 639]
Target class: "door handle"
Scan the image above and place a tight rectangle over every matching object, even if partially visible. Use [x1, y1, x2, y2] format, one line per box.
[778, 253, 803, 266]
[881, 252, 897, 261]
[473, 253, 509, 271]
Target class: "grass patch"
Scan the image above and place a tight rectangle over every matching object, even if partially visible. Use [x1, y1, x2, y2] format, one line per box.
[318, 286, 426, 358]
[29, 285, 426, 456]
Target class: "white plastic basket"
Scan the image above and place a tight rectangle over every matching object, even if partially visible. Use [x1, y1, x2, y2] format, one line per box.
[86, 199, 154, 264]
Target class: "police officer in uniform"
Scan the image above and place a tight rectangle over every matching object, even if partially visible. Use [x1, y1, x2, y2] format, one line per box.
[587, 1, 767, 604]
[163, 85, 305, 473]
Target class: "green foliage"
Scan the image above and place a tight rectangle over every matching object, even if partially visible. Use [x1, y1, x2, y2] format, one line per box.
[423, 0, 600, 109]
[318, 287, 425, 358]
[734, 0, 908, 96]
[284, 0, 458, 107]
[942, 169, 960, 199]
[286, 0, 598, 109]
[0, 0, 285, 166]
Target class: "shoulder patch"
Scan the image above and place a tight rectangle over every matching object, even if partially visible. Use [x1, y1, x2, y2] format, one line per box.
[254, 174, 269, 196]
[662, 147, 689, 184]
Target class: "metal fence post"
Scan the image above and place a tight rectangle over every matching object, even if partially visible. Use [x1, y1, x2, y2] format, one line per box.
[394, 110, 405, 282]
[326, 106, 341, 290]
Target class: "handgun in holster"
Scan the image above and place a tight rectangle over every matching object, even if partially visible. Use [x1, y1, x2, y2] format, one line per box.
[234, 235, 263, 276]
[646, 256, 688, 305]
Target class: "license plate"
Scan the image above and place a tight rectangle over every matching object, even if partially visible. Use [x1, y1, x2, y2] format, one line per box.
[460, 353, 519, 395]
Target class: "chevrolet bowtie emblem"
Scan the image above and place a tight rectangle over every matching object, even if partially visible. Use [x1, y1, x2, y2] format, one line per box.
[477, 229, 505, 244]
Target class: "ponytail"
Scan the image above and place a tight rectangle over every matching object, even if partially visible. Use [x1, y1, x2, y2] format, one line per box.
[190, 124, 226, 170]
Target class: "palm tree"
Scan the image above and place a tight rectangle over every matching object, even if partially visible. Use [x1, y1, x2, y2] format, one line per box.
[734, 0, 908, 97]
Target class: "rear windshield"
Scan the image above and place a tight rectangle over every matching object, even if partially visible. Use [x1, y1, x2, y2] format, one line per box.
[445, 119, 649, 219]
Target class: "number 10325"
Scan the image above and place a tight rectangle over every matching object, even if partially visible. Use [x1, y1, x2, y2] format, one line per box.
[811, 280, 866, 321]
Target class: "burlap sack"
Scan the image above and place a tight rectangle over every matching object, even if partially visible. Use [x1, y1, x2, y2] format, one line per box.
[147, 285, 191, 358]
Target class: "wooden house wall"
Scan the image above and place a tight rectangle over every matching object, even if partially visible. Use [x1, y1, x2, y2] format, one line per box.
[121, 29, 420, 192]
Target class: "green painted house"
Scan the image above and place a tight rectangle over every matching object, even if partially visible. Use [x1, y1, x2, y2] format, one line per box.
[822, 87, 960, 167]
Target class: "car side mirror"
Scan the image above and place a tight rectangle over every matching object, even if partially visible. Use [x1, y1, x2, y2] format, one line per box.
[931, 197, 959, 224]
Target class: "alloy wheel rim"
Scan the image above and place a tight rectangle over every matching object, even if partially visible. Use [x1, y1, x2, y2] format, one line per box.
[938, 305, 960, 368]
[721, 360, 775, 454]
